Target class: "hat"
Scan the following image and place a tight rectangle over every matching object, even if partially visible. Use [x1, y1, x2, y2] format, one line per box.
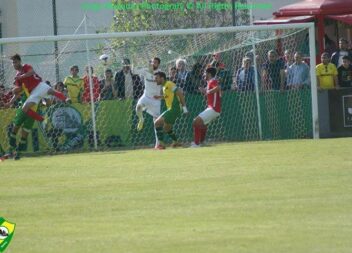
[122, 58, 131, 66]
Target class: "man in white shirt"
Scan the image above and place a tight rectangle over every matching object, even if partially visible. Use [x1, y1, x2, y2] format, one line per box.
[135, 57, 162, 148]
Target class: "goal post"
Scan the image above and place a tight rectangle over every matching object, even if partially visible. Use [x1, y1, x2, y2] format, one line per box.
[0, 22, 318, 155]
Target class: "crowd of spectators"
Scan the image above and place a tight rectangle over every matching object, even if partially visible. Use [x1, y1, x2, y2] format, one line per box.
[1, 37, 352, 109]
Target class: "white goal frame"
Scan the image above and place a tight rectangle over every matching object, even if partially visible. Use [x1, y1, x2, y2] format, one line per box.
[0, 23, 319, 149]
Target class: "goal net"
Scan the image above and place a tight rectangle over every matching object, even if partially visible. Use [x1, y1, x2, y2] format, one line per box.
[0, 23, 318, 155]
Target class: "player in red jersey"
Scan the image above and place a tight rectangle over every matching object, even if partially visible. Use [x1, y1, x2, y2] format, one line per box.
[191, 67, 221, 148]
[9, 54, 67, 121]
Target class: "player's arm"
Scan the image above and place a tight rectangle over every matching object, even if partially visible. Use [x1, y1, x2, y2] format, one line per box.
[6, 85, 22, 107]
[175, 88, 188, 113]
[15, 67, 35, 81]
[207, 84, 220, 94]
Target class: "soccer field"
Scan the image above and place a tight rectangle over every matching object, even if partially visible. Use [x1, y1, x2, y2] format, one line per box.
[1, 138, 352, 253]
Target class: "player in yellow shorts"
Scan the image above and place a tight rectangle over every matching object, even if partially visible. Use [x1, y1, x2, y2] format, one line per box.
[153, 71, 188, 149]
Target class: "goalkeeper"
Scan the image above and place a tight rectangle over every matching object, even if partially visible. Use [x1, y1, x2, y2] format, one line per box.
[153, 71, 188, 149]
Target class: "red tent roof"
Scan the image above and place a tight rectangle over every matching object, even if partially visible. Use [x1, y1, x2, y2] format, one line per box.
[328, 14, 352, 25]
[274, 0, 352, 17]
[254, 15, 314, 25]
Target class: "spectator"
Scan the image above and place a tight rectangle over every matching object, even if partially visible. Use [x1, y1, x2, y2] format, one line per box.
[286, 52, 310, 89]
[284, 49, 294, 69]
[100, 69, 116, 100]
[63, 65, 83, 103]
[209, 53, 232, 90]
[184, 63, 205, 94]
[51, 82, 68, 104]
[82, 66, 100, 103]
[234, 57, 258, 92]
[168, 66, 177, 82]
[175, 58, 189, 89]
[236, 57, 257, 91]
[337, 56, 352, 88]
[114, 58, 143, 100]
[324, 34, 337, 56]
[316, 52, 338, 90]
[261, 50, 285, 90]
[210, 53, 226, 70]
[331, 38, 352, 67]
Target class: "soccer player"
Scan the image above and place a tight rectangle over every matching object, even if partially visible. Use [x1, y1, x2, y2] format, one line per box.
[3, 93, 39, 160]
[4, 54, 67, 159]
[153, 71, 188, 149]
[135, 57, 162, 148]
[10, 54, 67, 121]
[191, 67, 221, 148]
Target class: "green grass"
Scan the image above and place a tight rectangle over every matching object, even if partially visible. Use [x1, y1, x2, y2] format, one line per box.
[1, 138, 352, 253]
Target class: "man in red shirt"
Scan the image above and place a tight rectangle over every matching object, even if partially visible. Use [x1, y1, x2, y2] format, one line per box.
[10, 54, 67, 120]
[191, 67, 221, 148]
[4, 54, 67, 160]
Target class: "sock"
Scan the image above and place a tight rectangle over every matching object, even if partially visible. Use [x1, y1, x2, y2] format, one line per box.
[167, 130, 177, 142]
[18, 138, 27, 152]
[136, 108, 144, 121]
[26, 109, 44, 121]
[155, 127, 164, 144]
[53, 91, 67, 101]
[200, 126, 207, 143]
[154, 127, 159, 146]
[9, 133, 17, 148]
[194, 126, 201, 145]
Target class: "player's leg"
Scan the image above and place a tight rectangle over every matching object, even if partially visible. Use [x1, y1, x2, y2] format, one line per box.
[14, 118, 35, 160]
[192, 108, 220, 147]
[22, 101, 44, 121]
[145, 98, 161, 147]
[47, 87, 67, 102]
[163, 109, 181, 147]
[9, 107, 27, 153]
[4, 123, 20, 158]
[21, 83, 51, 121]
[152, 116, 159, 147]
[135, 96, 146, 131]
[192, 116, 205, 147]
[154, 113, 166, 149]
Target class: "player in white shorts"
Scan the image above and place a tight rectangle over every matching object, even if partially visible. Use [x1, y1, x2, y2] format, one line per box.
[192, 67, 221, 147]
[135, 57, 162, 147]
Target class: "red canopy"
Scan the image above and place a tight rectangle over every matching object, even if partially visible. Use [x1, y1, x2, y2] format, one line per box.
[254, 15, 314, 25]
[327, 14, 352, 25]
[274, 0, 352, 17]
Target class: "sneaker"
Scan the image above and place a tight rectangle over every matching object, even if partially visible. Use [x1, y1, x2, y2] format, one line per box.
[170, 141, 182, 148]
[137, 118, 144, 131]
[2, 151, 14, 159]
[190, 142, 201, 148]
[13, 152, 21, 160]
[154, 144, 166, 150]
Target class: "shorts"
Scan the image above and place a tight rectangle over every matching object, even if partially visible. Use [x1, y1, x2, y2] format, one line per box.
[136, 94, 161, 118]
[161, 107, 181, 125]
[24, 82, 51, 105]
[13, 108, 35, 132]
[199, 107, 220, 125]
